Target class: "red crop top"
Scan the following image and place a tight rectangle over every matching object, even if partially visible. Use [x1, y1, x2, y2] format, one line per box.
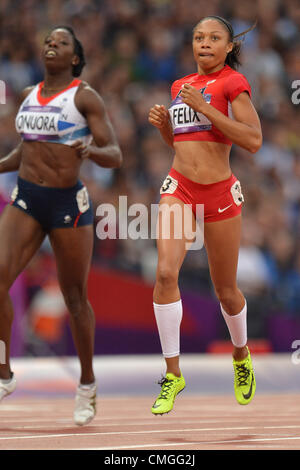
[169, 65, 251, 146]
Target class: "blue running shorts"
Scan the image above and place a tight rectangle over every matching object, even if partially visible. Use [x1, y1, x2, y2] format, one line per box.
[10, 176, 93, 232]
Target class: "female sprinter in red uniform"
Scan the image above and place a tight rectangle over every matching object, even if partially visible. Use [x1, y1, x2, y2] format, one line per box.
[148, 16, 262, 414]
[0, 26, 122, 425]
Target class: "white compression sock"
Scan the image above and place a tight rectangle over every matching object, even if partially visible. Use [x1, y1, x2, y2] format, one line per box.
[153, 299, 183, 358]
[79, 382, 96, 390]
[220, 300, 247, 348]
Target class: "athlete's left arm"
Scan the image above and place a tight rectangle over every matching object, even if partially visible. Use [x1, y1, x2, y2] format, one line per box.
[180, 84, 262, 154]
[73, 85, 122, 168]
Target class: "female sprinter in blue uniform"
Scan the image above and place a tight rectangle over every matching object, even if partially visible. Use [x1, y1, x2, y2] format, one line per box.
[0, 26, 122, 425]
[148, 16, 262, 414]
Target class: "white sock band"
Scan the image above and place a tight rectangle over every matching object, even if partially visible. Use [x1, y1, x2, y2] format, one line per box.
[153, 300, 183, 358]
[79, 382, 96, 390]
[220, 300, 247, 348]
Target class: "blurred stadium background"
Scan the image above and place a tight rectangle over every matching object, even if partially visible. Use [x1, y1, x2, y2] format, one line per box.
[1, 0, 300, 362]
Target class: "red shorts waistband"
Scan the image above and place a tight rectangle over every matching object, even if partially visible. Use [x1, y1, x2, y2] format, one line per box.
[169, 167, 235, 191]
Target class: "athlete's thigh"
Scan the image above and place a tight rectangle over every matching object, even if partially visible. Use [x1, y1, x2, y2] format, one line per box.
[49, 225, 94, 289]
[204, 214, 242, 288]
[156, 196, 196, 271]
[0, 205, 46, 286]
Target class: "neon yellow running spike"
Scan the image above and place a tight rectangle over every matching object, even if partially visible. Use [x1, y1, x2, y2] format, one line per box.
[233, 346, 256, 405]
[151, 373, 186, 415]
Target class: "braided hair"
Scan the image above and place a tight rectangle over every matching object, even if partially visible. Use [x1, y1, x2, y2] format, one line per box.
[194, 16, 257, 70]
[50, 25, 86, 77]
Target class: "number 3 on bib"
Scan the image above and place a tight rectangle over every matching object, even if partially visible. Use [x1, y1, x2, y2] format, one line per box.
[160, 175, 178, 195]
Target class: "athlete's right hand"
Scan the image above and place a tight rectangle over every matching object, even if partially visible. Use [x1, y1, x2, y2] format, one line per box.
[71, 139, 91, 159]
[148, 104, 169, 129]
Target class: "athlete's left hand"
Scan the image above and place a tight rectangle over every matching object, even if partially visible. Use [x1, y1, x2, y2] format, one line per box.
[180, 84, 206, 113]
[71, 140, 91, 159]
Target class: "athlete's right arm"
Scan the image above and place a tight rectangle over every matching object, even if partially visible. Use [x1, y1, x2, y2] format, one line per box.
[0, 143, 22, 174]
[0, 86, 34, 174]
[148, 105, 174, 148]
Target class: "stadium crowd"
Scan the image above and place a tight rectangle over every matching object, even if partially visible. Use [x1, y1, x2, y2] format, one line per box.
[0, 0, 300, 341]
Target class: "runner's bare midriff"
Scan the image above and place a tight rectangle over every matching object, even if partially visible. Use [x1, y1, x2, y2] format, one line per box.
[18, 141, 81, 187]
[173, 140, 232, 184]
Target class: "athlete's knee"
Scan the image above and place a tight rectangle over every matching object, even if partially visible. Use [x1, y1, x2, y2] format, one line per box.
[0, 264, 12, 297]
[214, 285, 242, 312]
[62, 286, 88, 317]
[156, 264, 179, 289]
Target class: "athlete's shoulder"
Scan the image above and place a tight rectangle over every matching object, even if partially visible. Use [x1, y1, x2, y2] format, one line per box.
[222, 65, 250, 83]
[20, 84, 38, 100]
[75, 81, 106, 114]
[219, 64, 247, 81]
[17, 84, 39, 106]
[78, 80, 91, 91]
[222, 66, 252, 100]
[77, 80, 101, 98]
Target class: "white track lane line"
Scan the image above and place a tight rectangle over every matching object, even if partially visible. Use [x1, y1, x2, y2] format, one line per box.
[0, 424, 300, 441]
[1, 423, 300, 432]
[80, 435, 300, 450]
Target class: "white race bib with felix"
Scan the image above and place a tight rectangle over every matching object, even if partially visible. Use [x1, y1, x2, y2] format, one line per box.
[169, 87, 212, 135]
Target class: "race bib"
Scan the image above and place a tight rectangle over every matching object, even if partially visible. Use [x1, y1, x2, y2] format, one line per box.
[160, 175, 178, 195]
[169, 89, 212, 135]
[10, 185, 18, 202]
[231, 180, 244, 206]
[16, 105, 61, 140]
[76, 186, 90, 213]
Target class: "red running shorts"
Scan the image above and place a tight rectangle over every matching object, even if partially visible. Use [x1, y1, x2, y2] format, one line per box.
[159, 167, 244, 223]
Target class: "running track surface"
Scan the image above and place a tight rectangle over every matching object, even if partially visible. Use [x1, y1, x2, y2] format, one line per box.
[1, 394, 300, 450]
[1, 354, 300, 450]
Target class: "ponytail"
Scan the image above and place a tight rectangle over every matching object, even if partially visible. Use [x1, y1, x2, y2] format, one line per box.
[226, 20, 258, 70]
